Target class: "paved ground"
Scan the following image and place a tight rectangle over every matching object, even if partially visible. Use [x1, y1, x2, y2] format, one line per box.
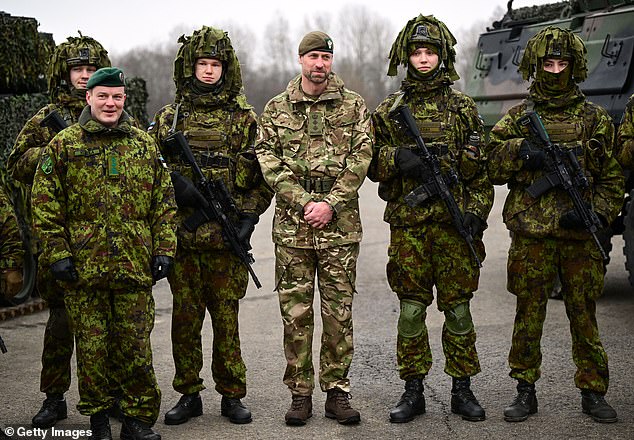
[1, 182, 633, 439]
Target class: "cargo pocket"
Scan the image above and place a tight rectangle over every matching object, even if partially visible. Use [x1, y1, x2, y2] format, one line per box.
[507, 241, 528, 297]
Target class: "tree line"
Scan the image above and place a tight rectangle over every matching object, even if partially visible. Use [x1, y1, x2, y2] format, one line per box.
[112, 5, 501, 122]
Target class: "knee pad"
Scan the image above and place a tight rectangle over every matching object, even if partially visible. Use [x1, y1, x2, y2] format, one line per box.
[444, 302, 473, 335]
[398, 299, 426, 338]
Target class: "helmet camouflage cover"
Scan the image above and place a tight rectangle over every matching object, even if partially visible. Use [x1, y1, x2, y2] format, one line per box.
[519, 26, 587, 83]
[387, 14, 459, 81]
[47, 33, 111, 100]
[173, 25, 243, 98]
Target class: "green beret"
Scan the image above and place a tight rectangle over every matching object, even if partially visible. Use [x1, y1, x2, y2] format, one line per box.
[298, 31, 334, 56]
[87, 67, 125, 89]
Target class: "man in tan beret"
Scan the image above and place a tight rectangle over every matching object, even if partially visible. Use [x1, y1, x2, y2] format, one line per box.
[256, 31, 372, 426]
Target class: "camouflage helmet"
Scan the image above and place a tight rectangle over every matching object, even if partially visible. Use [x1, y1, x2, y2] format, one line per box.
[387, 14, 459, 81]
[173, 26, 243, 98]
[47, 33, 111, 98]
[519, 26, 587, 83]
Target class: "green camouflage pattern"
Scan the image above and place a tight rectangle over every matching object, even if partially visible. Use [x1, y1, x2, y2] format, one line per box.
[30, 107, 176, 423]
[256, 73, 372, 249]
[616, 94, 634, 169]
[463, 1, 634, 129]
[168, 249, 248, 398]
[506, 235, 608, 393]
[274, 243, 358, 395]
[39, 304, 73, 395]
[150, 26, 271, 402]
[65, 286, 160, 423]
[369, 87, 493, 226]
[0, 12, 53, 95]
[8, 101, 86, 185]
[149, 101, 272, 251]
[487, 100, 623, 238]
[0, 186, 23, 271]
[31, 107, 177, 286]
[387, 225, 483, 380]
[0, 186, 23, 301]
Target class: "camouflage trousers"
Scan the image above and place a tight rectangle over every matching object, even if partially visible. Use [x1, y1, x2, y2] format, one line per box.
[386, 224, 484, 380]
[168, 248, 248, 398]
[39, 266, 73, 395]
[64, 286, 160, 424]
[507, 234, 609, 393]
[274, 243, 358, 396]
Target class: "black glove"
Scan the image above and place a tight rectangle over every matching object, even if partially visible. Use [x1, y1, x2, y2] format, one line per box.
[463, 212, 485, 237]
[151, 255, 173, 281]
[559, 209, 607, 230]
[237, 213, 259, 243]
[50, 257, 78, 282]
[395, 148, 427, 179]
[518, 139, 545, 171]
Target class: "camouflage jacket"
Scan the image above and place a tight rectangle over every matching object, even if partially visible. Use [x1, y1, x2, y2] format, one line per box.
[256, 73, 372, 249]
[368, 86, 493, 227]
[8, 100, 85, 185]
[31, 107, 177, 289]
[0, 187, 23, 270]
[617, 94, 634, 169]
[487, 98, 623, 242]
[149, 96, 273, 251]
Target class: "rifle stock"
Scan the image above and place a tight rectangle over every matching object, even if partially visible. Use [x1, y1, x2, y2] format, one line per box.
[389, 104, 482, 267]
[164, 131, 262, 288]
[39, 110, 68, 133]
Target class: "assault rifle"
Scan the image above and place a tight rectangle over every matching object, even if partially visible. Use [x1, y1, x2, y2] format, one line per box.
[518, 111, 608, 261]
[0, 334, 7, 353]
[39, 110, 68, 133]
[389, 104, 482, 267]
[164, 131, 262, 288]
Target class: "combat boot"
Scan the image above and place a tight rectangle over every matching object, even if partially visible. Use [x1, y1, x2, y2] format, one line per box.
[285, 395, 312, 426]
[451, 377, 486, 421]
[89, 411, 112, 440]
[32, 393, 67, 428]
[325, 388, 360, 425]
[220, 396, 252, 424]
[389, 378, 425, 423]
[164, 392, 202, 425]
[504, 380, 537, 422]
[581, 390, 617, 423]
[120, 417, 161, 440]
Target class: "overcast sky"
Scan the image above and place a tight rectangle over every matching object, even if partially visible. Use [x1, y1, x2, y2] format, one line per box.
[3, 0, 556, 54]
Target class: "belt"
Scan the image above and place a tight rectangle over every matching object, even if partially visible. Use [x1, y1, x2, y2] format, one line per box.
[299, 177, 336, 193]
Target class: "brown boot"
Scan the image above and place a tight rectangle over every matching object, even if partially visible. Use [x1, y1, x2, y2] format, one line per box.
[325, 388, 360, 425]
[285, 395, 312, 426]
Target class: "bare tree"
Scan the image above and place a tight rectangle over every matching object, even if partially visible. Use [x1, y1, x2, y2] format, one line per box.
[454, 6, 504, 92]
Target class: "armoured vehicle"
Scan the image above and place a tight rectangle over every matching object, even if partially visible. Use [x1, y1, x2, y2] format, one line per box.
[464, 0, 634, 284]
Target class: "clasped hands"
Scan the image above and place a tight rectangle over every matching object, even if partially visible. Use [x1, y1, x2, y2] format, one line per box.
[304, 201, 333, 229]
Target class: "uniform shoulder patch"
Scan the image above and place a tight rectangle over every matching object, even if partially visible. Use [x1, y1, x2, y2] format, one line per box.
[40, 154, 53, 175]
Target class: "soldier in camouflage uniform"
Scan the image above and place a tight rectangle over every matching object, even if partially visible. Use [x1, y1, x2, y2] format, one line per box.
[617, 94, 634, 168]
[256, 31, 372, 426]
[6, 35, 111, 429]
[31, 67, 177, 440]
[0, 186, 23, 302]
[368, 15, 493, 423]
[486, 27, 622, 424]
[148, 26, 272, 426]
